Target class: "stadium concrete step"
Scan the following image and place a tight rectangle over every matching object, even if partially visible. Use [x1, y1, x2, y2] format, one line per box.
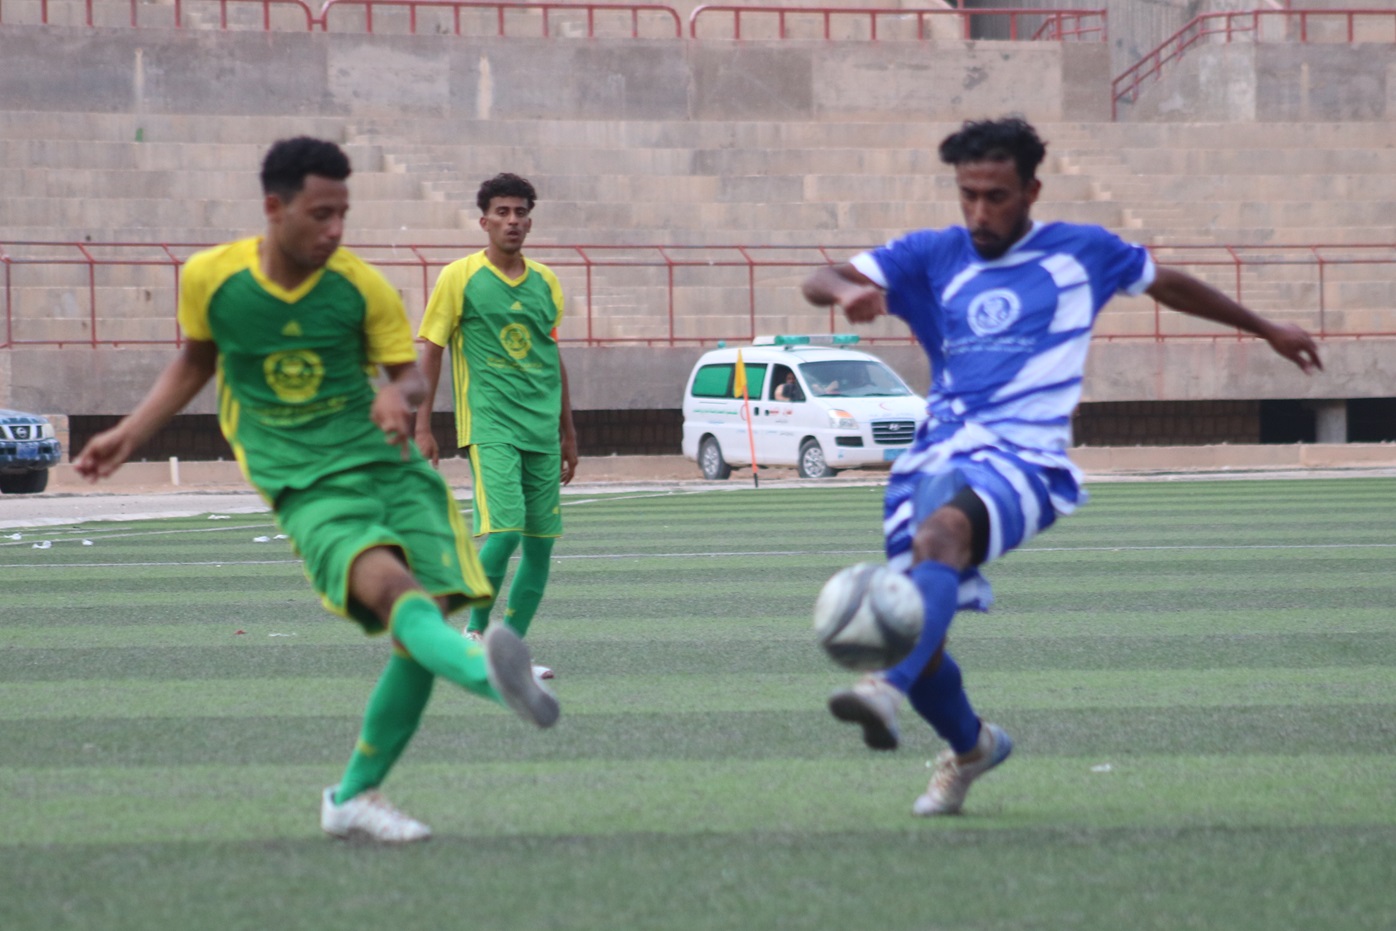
[1090, 146, 1396, 176]
[0, 138, 383, 172]
[0, 110, 347, 144]
[0, 167, 421, 200]
[1144, 227, 1396, 247]
[346, 116, 969, 151]
[0, 197, 462, 235]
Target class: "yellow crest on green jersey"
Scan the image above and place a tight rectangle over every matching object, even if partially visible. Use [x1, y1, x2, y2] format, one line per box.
[264, 349, 325, 403]
[499, 323, 532, 360]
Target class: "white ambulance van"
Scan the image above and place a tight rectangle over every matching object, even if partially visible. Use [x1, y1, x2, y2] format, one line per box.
[680, 335, 925, 479]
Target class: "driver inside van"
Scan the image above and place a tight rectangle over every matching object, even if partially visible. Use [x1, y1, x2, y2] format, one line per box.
[773, 368, 804, 402]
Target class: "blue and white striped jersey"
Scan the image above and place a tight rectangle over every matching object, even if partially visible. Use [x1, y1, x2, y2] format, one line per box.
[852, 221, 1155, 453]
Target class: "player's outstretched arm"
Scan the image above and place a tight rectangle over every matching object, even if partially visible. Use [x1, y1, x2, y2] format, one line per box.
[413, 339, 446, 467]
[1146, 266, 1323, 374]
[377, 362, 427, 461]
[74, 340, 217, 482]
[558, 354, 578, 486]
[801, 263, 887, 324]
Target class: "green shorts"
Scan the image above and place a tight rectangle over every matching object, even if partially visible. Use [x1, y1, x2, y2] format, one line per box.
[465, 443, 563, 538]
[276, 459, 492, 632]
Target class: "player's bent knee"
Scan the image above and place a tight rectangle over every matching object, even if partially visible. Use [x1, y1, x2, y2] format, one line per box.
[912, 507, 975, 569]
[349, 546, 421, 621]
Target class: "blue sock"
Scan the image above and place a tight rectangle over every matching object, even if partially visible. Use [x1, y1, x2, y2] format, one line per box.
[883, 561, 960, 692]
[907, 652, 981, 755]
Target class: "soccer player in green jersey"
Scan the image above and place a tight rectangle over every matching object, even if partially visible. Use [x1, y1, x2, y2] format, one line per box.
[415, 173, 579, 679]
[74, 138, 559, 844]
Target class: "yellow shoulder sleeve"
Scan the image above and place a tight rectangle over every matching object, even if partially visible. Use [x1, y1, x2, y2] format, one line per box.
[178, 239, 255, 341]
[331, 249, 416, 366]
[419, 255, 483, 347]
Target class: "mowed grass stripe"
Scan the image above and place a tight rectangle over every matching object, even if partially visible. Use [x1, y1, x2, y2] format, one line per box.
[4, 827, 1393, 931]
[2, 754, 1394, 847]
[3, 704, 1393, 769]
[2, 667, 1392, 719]
[7, 631, 1396, 681]
[0, 477, 1392, 930]
[6, 604, 1396, 648]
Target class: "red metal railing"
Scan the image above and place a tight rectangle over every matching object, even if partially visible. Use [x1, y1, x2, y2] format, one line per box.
[0, 0, 1103, 39]
[0, 0, 680, 33]
[317, 0, 681, 36]
[1113, 9, 1396, 119]
[688, 5, 1105, 41]
[4, 241, 1393, 349]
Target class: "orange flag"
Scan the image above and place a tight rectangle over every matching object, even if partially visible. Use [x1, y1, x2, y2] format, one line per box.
[734, 350, 759, 488]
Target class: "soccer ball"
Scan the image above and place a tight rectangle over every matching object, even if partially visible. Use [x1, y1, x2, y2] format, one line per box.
[813, 562, 924, 672]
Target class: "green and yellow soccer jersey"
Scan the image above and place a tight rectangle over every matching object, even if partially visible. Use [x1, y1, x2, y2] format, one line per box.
[177, 237, 418, 501]
[418, 251, 565, 452]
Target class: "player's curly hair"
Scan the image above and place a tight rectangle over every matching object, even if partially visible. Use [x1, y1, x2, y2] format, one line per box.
[260, 137, 351, 200]
[477, 173, 538, 214]
[938, 118, 1047, 185]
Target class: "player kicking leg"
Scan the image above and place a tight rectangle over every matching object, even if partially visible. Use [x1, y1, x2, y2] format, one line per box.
[284, 469, 560, 843]
[829, 456, 1059, 814]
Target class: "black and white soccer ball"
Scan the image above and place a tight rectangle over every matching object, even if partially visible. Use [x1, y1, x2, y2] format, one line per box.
[813, 562, 924, 672]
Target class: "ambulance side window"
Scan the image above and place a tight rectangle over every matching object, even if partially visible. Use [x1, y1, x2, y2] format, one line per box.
[691, 364, 734, 398]
[771, 365, 804, 402]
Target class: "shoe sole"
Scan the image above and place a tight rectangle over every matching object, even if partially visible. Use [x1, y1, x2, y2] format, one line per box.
[323, 826, 432, 844]
[828, 692, 899, 751]
[486, 627, 560, 729]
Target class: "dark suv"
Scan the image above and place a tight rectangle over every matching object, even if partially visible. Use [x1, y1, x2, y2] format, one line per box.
[0, 409, 62, 493]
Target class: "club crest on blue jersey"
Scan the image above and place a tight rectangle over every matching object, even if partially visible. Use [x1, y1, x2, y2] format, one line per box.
[967, 288, 1022, 336]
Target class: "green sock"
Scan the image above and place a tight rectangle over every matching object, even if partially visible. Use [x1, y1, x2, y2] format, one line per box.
[334, 651, 434, 804]
[503, 535, 555, 637]
[390, 591, 497, 700]
[467, 531, 521, 634]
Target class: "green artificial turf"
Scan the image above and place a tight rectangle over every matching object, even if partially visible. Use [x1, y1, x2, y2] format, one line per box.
[1, 478, 1394, 930]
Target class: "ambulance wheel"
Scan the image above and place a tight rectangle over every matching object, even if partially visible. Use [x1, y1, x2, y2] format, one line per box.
[699, 437, 732, 481]
[798, 439, 838, 479]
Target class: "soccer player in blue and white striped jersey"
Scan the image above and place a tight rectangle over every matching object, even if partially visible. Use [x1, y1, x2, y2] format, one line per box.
[801, 117, 1321, 816]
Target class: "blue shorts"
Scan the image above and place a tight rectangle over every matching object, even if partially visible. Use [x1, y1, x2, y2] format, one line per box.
[883, 421, 1086, 611]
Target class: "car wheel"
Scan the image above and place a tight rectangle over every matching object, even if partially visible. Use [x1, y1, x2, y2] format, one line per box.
[798, 439, 838, 479]
[698, 437, 732, 480]
[0, 469, 48, 494]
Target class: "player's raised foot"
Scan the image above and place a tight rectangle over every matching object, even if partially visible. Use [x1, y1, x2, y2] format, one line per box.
[321, 786, 432, 843]
[532, 663, 555, 681]
[486, 625, 560, 728]
[463, 628, 485, 643]
[828, 675, 902, 751]
[913, 722, 1013, 816]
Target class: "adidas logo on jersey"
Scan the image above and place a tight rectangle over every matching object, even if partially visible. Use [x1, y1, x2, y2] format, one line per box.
[510, 301, 524, 311]
[282, 320, 304, 337]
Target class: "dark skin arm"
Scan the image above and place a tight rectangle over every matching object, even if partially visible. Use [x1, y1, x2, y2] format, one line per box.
[1144, 266, 1322, 374]
[376, 361, 427, 460]
[413, 338, 446, 467]
[559, 354, 578, 485]
[74, 340, 218, 481]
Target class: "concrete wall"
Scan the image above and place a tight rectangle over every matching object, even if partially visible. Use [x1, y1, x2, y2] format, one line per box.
[0, 26, 1114, 123]
[1120, 42, 1396, 122]
[3, 334, 1378, 420]
[2, 24, 1392, 420]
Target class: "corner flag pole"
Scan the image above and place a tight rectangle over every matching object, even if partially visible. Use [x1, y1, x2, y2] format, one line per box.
[734, 349, 759, 488]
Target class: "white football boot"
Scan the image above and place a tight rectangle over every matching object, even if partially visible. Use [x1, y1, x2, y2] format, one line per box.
[828, 675, 904, 751]
[913, 722, 1013, 816]
[321, 787, 432, 843]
